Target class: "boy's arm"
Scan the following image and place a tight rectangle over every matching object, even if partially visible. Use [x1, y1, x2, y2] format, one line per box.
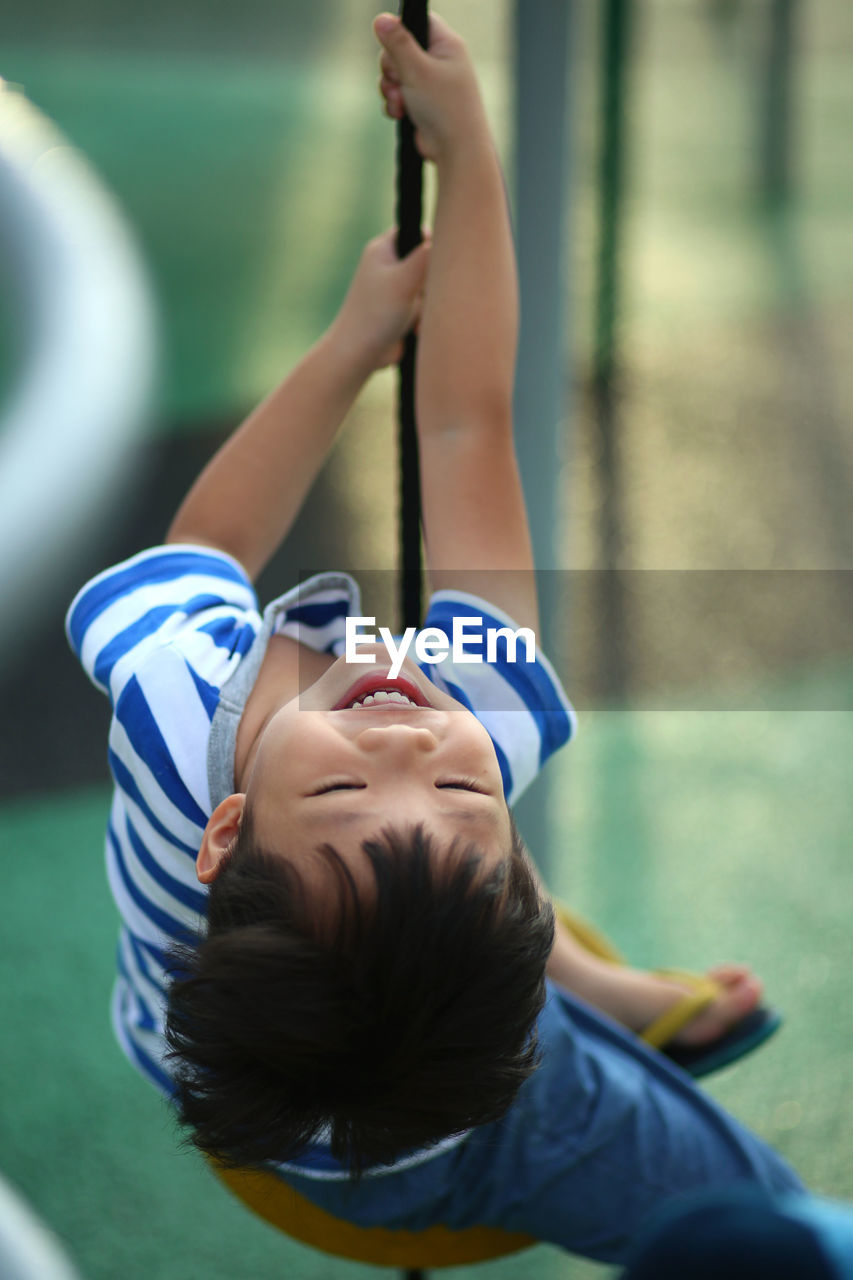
[166, 231, 429, 581]
[375, 15, 538, 635]
[165, 331, 368, 581]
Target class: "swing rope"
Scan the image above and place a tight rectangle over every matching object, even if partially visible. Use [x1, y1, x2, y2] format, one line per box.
[395, 0, 429, 631]
[395, 7, 429, 1275]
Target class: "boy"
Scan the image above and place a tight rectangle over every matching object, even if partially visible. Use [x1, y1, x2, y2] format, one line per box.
[66, 10, 801, 1262]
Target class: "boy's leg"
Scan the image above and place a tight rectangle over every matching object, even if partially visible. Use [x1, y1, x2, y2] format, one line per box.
[441, 983, 802, 1263]
[621, 1187, 852, 1280]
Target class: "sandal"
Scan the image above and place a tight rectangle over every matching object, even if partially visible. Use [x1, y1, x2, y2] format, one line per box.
[554, 903, 782, 1078]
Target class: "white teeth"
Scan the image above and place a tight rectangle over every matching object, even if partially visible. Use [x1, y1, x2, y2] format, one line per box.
[349, 689, 416, 709]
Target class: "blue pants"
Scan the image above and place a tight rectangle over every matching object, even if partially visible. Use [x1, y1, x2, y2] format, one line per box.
[623, 1187, 853, 1279]
[280, 983, 803, 1265]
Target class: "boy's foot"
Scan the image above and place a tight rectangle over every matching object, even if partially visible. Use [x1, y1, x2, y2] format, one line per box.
[557, 954, 765, 1047]
[548, 906, 773, 1066]
[653, 965, 764, 1048]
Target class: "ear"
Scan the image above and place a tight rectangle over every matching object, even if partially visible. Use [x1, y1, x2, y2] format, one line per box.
[197, 793, 246, 884]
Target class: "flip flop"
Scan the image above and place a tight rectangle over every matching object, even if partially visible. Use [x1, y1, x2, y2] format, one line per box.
[554, 904, 782, 1079]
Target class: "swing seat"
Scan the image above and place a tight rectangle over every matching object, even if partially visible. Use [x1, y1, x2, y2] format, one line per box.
[209, 1160, 535, 1269]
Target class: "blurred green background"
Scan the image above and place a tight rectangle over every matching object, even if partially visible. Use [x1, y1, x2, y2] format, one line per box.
[0, 1, 851, 1277]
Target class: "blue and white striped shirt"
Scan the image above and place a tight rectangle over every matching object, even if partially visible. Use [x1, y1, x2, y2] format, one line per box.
[66, 543, 575, 1179]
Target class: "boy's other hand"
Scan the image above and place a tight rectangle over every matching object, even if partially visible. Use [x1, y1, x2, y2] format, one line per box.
[332, 229, 431, 372]
[374, 12, 487, 162]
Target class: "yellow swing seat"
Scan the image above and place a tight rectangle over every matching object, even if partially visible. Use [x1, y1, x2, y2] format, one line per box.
[210, 1159, 535, 1269]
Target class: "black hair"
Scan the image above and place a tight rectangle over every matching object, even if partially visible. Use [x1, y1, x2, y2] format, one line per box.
[165, 810, 554, 1178]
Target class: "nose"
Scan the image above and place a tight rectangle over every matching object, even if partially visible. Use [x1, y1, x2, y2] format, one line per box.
[355, 723, 438, 757]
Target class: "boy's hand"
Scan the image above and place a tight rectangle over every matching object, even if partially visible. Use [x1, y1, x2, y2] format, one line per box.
[332, 228, 431, 372]
[374, 12, 487, 162]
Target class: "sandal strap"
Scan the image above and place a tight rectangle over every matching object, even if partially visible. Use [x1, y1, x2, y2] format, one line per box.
[641, 969, 721, 1050]
[553, 902, 625, 965]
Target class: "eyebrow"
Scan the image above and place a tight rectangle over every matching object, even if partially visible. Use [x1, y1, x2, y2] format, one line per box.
[299, 800, 500, 831]
[439, 806, 498, 824]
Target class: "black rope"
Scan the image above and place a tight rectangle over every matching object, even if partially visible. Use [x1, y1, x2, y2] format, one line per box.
[395, 0, 429, 630]
[393, 23, 431, 1280]
[392, 15, 430, 1272]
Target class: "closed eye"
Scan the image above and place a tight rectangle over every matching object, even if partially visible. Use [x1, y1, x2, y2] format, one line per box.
[308, 781, 367, 796]
[436, 778, 488, 794]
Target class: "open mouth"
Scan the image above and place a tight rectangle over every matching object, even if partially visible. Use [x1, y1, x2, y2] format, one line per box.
[332, 672, 431, 711]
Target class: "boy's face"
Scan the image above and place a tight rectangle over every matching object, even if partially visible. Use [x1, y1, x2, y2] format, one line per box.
[244, 648, 512, 868]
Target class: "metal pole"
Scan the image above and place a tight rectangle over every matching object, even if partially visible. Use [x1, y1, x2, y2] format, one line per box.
[592, 0, 632, 701]
[512, 0, 574, 882]
[760, 0, 797, 207]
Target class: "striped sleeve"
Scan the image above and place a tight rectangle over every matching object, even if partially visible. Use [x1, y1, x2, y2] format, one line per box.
[66, 545, 259, 709]
[67, 546, 267, 1104]
[422, 590, 576, 805]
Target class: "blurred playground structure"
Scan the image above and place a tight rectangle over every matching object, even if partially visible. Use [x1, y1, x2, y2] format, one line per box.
[0, 79, 156, 670]
[0, 2, 851, 1278]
